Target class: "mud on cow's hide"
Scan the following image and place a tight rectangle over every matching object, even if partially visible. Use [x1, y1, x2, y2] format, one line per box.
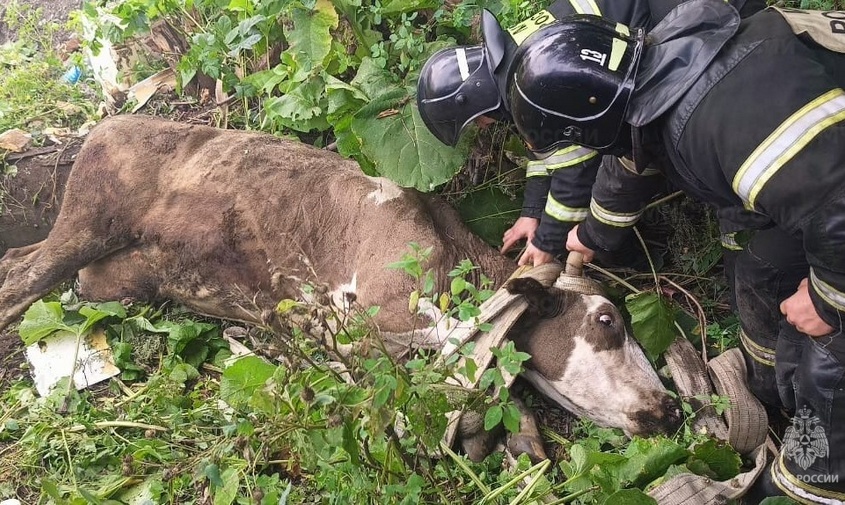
[0, 116, 681, 457]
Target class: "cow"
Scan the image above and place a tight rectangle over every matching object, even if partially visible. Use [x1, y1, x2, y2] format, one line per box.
[0, 115, 681, 453]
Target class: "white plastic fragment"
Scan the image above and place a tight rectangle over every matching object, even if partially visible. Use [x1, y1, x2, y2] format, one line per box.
[25, 328, 120, 396]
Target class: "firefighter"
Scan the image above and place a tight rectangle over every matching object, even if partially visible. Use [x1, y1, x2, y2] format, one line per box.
[489, 1, 844, 501]
[416, 0, 764, 267]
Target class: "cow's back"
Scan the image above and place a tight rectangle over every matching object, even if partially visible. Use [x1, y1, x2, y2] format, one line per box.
[68, 116, 511, 330]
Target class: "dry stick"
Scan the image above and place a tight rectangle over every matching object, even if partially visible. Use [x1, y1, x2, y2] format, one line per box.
[633, 227, 660, 290]
[67, 420, 168, 433]
[584, 262, 641, 294]
[659, 274, 710, 366]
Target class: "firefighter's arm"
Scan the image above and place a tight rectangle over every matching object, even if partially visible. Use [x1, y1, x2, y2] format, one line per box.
[529, 147, 600, 258]
[793, 201, 845, 335]
[501, 159, 549, 254]
[575, 156, 665, 253]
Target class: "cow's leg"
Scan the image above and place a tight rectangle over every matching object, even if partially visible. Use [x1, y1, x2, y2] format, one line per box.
[0, 241, 44, 282]
[0, 232, 129, 332]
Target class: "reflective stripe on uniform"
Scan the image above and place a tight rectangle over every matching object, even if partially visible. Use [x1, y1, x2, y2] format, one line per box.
[739, 329, 775, 367]
[721, 232, 743, 251]
[618, 156, 660, 177]
[568, 0, 601, 14]
[733, 88, 845, 210]
[526, 160, 549, 178]
[543, 145, 597, 170]
[810, 268, 845, 312]
[772, 453, 845, 504]
[545, 195, 589, 222]
[589, 198, 642, 227]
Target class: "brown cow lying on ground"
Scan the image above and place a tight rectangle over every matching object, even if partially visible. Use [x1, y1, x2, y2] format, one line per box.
[0, 116, 681, 452]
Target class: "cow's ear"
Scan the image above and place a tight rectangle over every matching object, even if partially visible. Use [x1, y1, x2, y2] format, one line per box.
[505, 277, 559, 318]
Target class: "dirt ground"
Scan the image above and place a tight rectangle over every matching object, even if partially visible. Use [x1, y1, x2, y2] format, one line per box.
[0, 0, 80, 45]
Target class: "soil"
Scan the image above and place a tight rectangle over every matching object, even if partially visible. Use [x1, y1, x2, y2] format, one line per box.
[1, 142, 80, 254]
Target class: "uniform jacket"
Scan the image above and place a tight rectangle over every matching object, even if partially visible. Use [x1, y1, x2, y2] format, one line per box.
[577, 3, 845, 328]
[508, 0, 762, 255]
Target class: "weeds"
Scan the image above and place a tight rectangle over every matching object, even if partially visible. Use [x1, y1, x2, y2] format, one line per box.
[0, 1, 96, 136]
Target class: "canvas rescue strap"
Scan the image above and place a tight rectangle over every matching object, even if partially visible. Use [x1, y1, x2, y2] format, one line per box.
[438, 251, 772, 504]
[649, 340, 770, 504]
[772, 7, 845, 54]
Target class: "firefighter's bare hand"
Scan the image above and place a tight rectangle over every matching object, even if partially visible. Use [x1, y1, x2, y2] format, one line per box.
[518, 242, 555, 267]
[566, 225, 595, 263]
[780, 278, 835, 337]
[501, 217, 539, 254]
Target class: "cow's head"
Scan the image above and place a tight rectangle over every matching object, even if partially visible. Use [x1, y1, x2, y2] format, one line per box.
[504, 276, 682, 437]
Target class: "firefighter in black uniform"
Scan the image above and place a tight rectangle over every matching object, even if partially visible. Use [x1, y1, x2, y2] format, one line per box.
[417, 0, 764, 267]
[443, 1, 844, 501]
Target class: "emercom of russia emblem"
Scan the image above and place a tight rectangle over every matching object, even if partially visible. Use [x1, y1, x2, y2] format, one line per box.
[783, 407, 829, 470]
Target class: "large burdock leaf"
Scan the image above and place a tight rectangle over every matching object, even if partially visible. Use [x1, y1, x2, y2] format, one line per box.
[456, 186, 522, 246]
[351, 89, 468, 191]
[264, 77, 331, 132]
[287, 0, 339, 66]
[625, 291, 678, 359]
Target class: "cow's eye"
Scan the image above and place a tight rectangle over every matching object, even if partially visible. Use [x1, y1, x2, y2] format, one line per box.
[599, 314, 613, 326]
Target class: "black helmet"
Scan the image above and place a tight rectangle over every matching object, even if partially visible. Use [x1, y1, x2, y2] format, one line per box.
[508, 15, 645, 155]
[417, 45, 502, 146]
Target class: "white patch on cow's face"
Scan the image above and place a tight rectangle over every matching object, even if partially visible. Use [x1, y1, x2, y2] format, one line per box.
[582, 294, 606, 315]
[365, 176, 404, 205]
[330, 272, 358, 311]
[522, 334, 667, 437]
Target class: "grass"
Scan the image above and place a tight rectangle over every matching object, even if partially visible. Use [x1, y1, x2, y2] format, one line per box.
[0, 1, 96, 139]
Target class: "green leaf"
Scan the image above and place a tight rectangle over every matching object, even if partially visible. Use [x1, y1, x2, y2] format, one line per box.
[286, 0, 339, 66]
[484, 404, 503, 431]
[226, 0, 252, 12]
[79, 303, 124, 334]
[625, 292, 678, 359]
[204, 463, 224, 488]
[342, 419, 360, 463]
[450, 277, 466, 296]
[212, 467, 239, 505]
[227, 33, 262, 56]
[264, 78, 330, 132]
[380, 0, 438, 14]
[686, 439, 742, 481]
[759, 498, 801, 505]
[615, 437, 690, 488]
[352, 94, 469, 191]
[601, 489, 657, 505]
[19, 300, 70, 344]
[502, 402, 521, 433]
[350, 57, 396, 101]
[456, 186, 522, 247]
[220, 356, 278, 409]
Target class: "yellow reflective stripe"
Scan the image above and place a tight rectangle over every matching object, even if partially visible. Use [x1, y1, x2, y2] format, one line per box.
[543, 146, 598, 170]
[568, 0, 601, 14]
[526, 160, 549, 178]
[609, 38, 626, 72]
[618, 156, 660, 176]
[589, 198, 642, 227]
[720, 232, 743, 251]
[775, 454, 845, 502]
[739, 330, 775, 366]
[615, 23, 630, 36]
[545, 195, 589, 222]
[507, 9, 555, 45]
[733, 89, 845, 209]
[810, 268, 845, 312]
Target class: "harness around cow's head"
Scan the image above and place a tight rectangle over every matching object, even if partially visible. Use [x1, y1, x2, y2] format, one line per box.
[503, 252, 683, 437]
